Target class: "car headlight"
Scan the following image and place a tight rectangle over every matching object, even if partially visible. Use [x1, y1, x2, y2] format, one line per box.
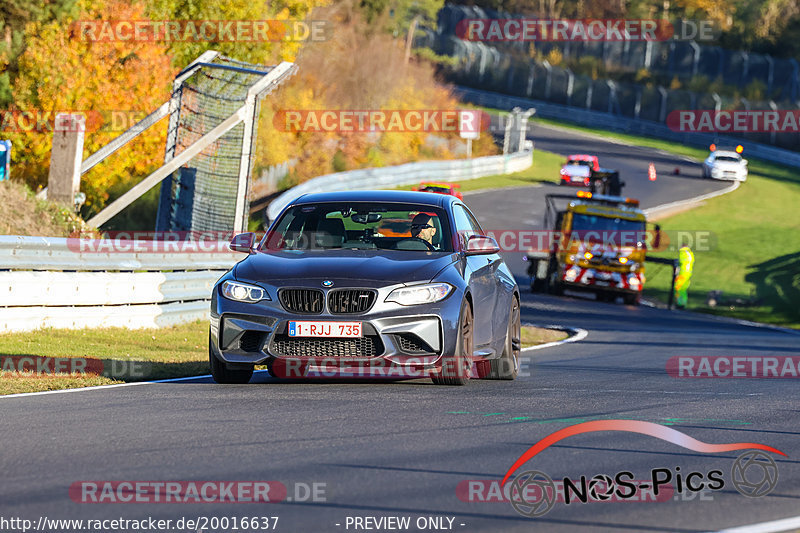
[220, 280, 269, 303]
[564, 266, 580, 282]
[385, 283, 453, 306]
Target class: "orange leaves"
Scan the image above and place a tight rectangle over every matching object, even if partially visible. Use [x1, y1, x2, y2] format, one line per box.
[11, 0, 175, 213]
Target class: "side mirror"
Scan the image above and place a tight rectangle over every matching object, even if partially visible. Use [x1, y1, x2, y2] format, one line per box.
[230, 232, 256, 253]
[465, 235, 500, 255]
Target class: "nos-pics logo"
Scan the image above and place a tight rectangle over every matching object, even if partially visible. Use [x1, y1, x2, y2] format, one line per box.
[502, 420, 783, 518]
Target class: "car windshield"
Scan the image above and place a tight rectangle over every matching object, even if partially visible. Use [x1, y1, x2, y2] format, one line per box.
[715, 155, 741, 162]
[567, 160, 592, 167]
[263, 202, 453, 252]
[571, 213, 646, 234]
[420, 185, 450, 194]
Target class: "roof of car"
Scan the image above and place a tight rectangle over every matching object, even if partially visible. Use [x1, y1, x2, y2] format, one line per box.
[567, 154, 596, 159]
[290, 190, 453, 208]
[420, 181, 458, 188]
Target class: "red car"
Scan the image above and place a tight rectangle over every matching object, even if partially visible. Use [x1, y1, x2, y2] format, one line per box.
[560, 155, 600, 187]
[412, 181, 463, 200]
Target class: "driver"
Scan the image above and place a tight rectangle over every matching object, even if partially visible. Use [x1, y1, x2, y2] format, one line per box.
[410, 213, 437, 246]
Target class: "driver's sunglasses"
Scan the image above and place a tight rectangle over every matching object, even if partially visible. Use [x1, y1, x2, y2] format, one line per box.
[412, 223, 435, 230]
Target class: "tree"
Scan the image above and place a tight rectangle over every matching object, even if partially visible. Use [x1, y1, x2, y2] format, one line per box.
[0, 0, 78, 107]
[9, 0, 175, 214]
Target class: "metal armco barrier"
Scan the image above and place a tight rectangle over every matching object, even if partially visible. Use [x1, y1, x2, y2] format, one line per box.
[0, 236, 240, 333]
[266, 148, 534, 221]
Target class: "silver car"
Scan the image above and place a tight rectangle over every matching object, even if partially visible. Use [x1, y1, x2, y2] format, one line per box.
[209, 190, 520, 386]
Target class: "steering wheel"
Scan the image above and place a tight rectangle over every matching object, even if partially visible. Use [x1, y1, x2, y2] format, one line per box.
[413, 237, 436, 251]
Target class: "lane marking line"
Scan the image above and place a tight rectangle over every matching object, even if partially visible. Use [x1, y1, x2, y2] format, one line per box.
[0, 370, 271, 399]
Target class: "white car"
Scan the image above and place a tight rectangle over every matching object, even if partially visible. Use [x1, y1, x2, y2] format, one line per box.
[702, 150, 748, 181]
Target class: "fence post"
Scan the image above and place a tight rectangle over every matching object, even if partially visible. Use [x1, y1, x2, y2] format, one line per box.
[526, 64, 535, 97]
[543, 61, 552, 99]
[634, 87, 642, 119]
[769, 101, 778, 145]
[644, 41, 653, 69]
[566, 69, 575, 106]
[658, 87, 668, 123]
[690, 41, 700, 77]
[586, 83, 594, 110]
[607, 80, 617, 114]
[47, 113, 85, 206]
[766, 56, 774, 95]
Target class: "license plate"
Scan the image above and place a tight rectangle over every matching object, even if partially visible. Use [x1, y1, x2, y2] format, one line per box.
[288, 321, 362, 338]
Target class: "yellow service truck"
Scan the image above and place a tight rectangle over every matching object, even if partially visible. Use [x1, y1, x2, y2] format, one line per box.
[525, 191, 659, 305]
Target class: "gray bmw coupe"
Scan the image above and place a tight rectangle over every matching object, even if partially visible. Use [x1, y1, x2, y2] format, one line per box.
[209, 190, 520, 385]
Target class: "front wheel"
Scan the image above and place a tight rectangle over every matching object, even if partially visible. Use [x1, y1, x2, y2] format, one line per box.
[488, 296, 520, 380]
[623, 293, 641, 305]
[432, 301, 473, 386]
[209, 336, 254, 384]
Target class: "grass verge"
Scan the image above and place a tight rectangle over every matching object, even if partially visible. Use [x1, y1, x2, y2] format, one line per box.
[0, 321, 209, 395]
[521, 326, 569, 348]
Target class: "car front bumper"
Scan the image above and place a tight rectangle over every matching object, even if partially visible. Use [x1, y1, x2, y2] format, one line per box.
[210, 280, 464, 377]
[560, 264, 643, 294]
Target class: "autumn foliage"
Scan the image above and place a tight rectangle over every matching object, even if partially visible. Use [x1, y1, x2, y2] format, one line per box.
[5, 0, 493, 220]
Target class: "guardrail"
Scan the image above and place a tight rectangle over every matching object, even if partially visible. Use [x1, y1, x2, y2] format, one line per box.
[0, 236, 240, 333]
[4, 149, 533, 333]
[266, 149, 534, 221]
[456, 86, 800, 169]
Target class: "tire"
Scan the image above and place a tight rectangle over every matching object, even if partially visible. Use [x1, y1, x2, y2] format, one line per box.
[489, 296, 520, 380]
[623, 293, 640, 305]
[432, 300, 473, 386]
[209, 335, 254, 384]
[530, 277, 547, 292]
[547, 271, 564, 296]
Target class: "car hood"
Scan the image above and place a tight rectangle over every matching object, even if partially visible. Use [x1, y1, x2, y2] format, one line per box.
[234, 250, 459, 285]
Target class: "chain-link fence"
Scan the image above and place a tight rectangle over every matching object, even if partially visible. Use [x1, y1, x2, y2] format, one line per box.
[156, 56, 272, 232]
[416, 5, 800, 151]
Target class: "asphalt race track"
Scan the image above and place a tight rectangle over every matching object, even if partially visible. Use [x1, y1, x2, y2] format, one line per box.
[2, 124, 799, 533]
